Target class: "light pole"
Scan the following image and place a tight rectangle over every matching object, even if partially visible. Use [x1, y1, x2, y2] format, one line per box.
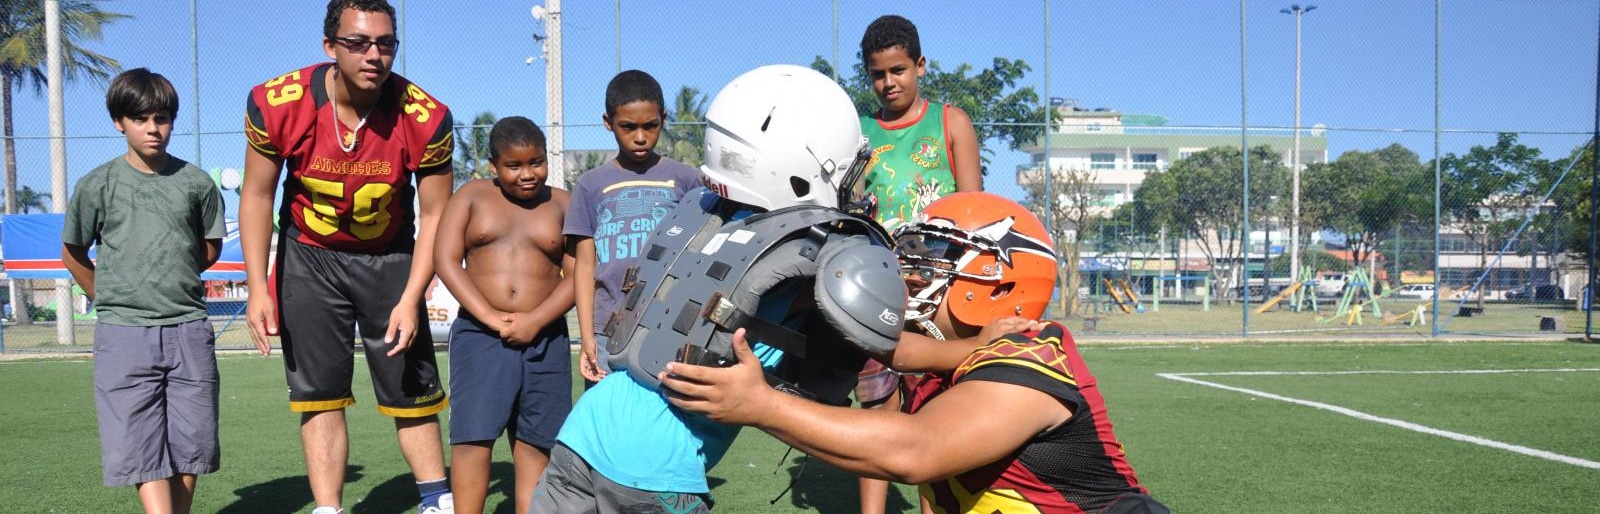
[1267, 195, 1278, 300]
[1282, 4, 1314, 287]
[530, 2, 564, 189]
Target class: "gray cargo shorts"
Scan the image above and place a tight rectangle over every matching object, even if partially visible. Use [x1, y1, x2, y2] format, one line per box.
[530, 443, 711, 513]
[93, 319, 220, 487]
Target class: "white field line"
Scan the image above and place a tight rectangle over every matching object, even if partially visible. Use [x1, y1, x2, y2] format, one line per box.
[1175, 368, 1600, 377]
[1095, 341, 1573, 351]
[1157, 369, 1600, 470]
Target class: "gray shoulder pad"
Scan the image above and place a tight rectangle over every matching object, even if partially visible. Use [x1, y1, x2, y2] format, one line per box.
[813, 234, 906, 356]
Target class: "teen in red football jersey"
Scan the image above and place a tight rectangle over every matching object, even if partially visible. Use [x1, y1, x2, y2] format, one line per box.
[239, 1, 455, 512]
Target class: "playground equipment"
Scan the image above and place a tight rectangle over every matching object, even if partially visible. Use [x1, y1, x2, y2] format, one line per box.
[1252, 281, 1302, 314]
[1380, 303, 1430, 326]
[1102, 277, 1141, 314]
[1318, 268, 1388, 325]
[1253, 266, 1323, 315]
[1290, 265, 1321, 313]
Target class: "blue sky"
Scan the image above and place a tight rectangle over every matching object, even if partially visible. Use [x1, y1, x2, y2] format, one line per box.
[6, 0, 1597, 214]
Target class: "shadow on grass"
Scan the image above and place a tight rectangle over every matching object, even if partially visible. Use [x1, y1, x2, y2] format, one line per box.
[217, 464, 367, 514]
[485, 461, 518, 514]
[781, 455, 916, 514]
[353, 468, 434, 514]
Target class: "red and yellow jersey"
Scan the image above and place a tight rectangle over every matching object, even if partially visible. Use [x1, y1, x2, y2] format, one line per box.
[906, 322, 1151, 514]
[246, 62, 453, 252]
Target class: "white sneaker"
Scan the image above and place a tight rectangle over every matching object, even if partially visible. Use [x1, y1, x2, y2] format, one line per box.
[311, 507, 343, 514]
[420, 492, 454, 514]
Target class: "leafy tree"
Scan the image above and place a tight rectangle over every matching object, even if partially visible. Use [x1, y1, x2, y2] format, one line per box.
[1268, 248, 1350, 275]
[659, 86, 706, 167]
[810, 55, 1056, 173]
[0, 0, 126, 213]
[1441, 133, 1546, 308]
[1301, 144, 1430, 275]
[1135, 146, 1288, 297]
[451, 111, 496, 188]
[14, 183, 45, 212]
[1552, 143, 1595, 278]
[1020, 166, 1098, 316]
[564, 150, 606, 191]
[1488, 153, 1570, 296]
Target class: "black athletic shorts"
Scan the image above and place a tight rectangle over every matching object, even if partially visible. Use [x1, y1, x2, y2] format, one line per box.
[275, 233, 446, 417]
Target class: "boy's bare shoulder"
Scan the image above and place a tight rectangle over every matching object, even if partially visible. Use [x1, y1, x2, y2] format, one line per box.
[535, 186, 569, 219]
[453, 178, 499, 199]
[944, 103, 976, 128]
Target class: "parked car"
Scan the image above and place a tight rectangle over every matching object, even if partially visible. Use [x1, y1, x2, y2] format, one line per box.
[1315, 273, 1348, 297]
[1228, 284, 1286, 301]
[1392, 284, 1435, 300]
[1505, 284, 1564, 302]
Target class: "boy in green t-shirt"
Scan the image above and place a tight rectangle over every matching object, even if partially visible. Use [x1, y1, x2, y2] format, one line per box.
[61, 68, 226, 514]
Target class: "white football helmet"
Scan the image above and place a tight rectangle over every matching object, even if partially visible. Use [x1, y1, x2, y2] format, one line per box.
[700, 64, 871, 211]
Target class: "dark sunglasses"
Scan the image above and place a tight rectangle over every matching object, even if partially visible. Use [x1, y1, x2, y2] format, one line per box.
[329, 36, 400, 54]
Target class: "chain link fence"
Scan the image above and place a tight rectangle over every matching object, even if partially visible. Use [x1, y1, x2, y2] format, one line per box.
[2, 1, 1596, 350]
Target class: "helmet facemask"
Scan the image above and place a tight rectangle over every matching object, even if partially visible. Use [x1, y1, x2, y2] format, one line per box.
[893, 221, 1002, 340]
[835, 138, 876, 217]
[893, 192, 1059, 339]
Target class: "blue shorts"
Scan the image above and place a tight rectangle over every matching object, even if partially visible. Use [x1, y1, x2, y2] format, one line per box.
[447, 312, 572, 448]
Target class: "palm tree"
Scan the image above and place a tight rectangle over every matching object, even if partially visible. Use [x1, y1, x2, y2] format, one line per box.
[0, 0, 127, 213]
[451, 111, 496, 188]
[563, 150, 606, 191]
[660, 86, 706, 167]
[14, 184, 45, 213]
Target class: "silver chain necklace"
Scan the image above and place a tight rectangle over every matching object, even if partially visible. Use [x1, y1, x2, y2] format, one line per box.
[329, 71, 370, 153]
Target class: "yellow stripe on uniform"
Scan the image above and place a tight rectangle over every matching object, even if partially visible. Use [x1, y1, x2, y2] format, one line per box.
[420, 132, 454, 168]
[290, 397, 356, 412]
[377, 397, 449, 418]
[244, 115, 278, 156]
[963, 358, 1078, 387]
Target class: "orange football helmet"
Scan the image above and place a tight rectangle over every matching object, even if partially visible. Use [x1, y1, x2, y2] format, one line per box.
[894, 192, 1058, 333]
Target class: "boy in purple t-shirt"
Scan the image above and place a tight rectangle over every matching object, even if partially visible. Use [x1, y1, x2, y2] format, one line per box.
[564, 70, 701, 383]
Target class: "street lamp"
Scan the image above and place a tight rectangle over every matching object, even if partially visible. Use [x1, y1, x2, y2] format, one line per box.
[529, 2, 564, 189]
[1282, 4, 1315, 286]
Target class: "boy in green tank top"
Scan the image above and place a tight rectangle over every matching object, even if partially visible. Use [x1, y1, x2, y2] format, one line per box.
[855, 14, 984, 514]
[858, 14, 983, 233]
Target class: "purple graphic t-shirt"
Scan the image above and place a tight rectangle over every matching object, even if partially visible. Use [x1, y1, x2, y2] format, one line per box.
[564, 158, 702, 335]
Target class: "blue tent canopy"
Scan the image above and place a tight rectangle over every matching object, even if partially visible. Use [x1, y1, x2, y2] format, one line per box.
[1, 214, 245, 280]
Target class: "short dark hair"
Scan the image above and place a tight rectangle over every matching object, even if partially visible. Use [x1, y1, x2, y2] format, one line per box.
[860, 14, 921, 63]
[489, 116, 546, 160]
[105, 68, 178, 120]
[324, 0, 396, 38]
[604, 70, 664, 117]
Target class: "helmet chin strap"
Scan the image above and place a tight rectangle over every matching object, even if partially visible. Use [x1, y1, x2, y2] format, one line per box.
[905, 275, 952, 341]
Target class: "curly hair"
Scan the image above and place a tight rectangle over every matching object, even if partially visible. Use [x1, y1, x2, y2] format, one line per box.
[323, 0, 396, 38]
[860, 14, 921, 62]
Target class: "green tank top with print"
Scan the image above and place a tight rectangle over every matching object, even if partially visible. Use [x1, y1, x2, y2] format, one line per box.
[860, 101, 957, 232]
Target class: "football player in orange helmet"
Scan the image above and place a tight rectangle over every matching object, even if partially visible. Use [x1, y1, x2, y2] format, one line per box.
[660, 192, 1168, 514]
